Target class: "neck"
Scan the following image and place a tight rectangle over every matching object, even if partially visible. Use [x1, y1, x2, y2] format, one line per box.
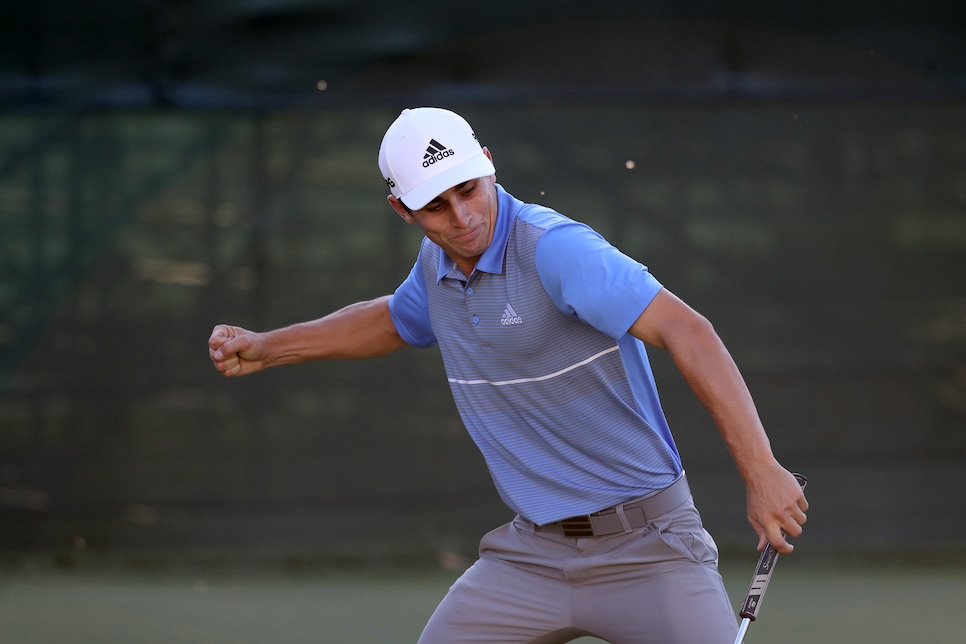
[452, 256, 478, 278]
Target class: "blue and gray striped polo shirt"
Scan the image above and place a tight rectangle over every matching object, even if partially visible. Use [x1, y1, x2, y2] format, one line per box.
[389, 184, 682, 525]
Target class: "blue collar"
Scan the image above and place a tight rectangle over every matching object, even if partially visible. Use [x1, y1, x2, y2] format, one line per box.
[436, 183, 516, 283]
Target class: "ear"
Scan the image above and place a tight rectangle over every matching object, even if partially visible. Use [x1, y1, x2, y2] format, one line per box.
[482, 146, 495, 168]
[388, 195, 415, 223]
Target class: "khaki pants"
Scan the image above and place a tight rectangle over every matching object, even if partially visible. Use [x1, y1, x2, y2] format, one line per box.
[418, 497, 738, 643]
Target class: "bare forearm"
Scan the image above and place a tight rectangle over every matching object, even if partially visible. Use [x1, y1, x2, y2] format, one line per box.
[262, 296, 407, 366]
[661, 314, 809, 551]
[630, 289, 808, 551]
[665, 317, 777, 480]
[630, 289, 777, 478]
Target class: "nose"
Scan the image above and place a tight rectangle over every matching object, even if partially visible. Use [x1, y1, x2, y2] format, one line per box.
[450, 200, 471, 228]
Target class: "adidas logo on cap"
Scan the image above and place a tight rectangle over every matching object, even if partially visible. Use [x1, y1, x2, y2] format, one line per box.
[423, 139, 454, 167]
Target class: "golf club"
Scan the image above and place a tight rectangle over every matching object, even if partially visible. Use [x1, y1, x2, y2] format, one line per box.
[733, 473, 808, 644]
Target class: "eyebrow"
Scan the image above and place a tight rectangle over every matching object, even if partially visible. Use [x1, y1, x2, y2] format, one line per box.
[425, 180, 473, 208]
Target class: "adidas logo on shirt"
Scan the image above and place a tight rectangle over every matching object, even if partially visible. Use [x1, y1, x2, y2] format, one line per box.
[423, 139, 454, 167]
[501, 303, 523, 326]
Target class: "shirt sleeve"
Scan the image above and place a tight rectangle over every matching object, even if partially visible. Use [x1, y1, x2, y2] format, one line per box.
[388, 253, 438, 349]
[534, 222, 664, 340]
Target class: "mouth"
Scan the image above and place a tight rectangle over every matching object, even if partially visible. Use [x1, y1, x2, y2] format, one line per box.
[450, 221, 483, 244]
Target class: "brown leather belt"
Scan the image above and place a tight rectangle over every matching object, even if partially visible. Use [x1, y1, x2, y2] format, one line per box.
[537, 473, 691, 538]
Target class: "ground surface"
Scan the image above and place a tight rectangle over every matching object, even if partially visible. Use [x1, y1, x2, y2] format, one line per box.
[1, 558, 964, 643]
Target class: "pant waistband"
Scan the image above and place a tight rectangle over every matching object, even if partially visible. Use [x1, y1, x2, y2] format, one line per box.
[536, 473, 691, 538]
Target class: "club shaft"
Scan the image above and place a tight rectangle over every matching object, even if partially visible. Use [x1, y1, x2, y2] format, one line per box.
[733, 617, 751, 644]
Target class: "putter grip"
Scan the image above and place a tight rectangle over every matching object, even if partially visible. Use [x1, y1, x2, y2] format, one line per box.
[738, 473, 808, 620]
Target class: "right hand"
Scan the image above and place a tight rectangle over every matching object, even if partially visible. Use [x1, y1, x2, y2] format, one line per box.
[208, 324, 267, 377]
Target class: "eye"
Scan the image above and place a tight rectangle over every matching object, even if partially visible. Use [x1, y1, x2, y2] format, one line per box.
[462, 183, 476, 196]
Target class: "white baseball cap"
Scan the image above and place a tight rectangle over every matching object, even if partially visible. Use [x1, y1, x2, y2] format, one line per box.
[378, 107, 496, 210]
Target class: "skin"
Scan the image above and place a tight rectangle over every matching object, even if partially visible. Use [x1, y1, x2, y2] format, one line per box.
[386, 148, 500, 277]
[209, 146, 807, 553]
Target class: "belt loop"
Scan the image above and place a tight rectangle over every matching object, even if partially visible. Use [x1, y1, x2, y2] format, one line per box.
[615, 502, 632, 531]
[517, 515, 536, 534]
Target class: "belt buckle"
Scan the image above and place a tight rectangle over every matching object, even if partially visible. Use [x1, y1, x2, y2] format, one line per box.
[559, 515, 596, 537]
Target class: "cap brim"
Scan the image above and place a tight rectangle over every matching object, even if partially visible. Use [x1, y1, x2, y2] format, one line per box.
[399, 153, 496, 211]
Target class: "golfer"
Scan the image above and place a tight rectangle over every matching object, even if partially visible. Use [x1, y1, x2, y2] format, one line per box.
[208, 107, 808, 643]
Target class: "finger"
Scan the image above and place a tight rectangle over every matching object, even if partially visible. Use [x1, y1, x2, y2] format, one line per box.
[210, 321, 238, 340]
[782, 503, 807, 535]
[209, 339, 230, 363]
[210, 342, 230, 362]
[212, 334, 247, 362]
[773, 540, 794, 555]
[768, 529, 794, 554]
[210, 334, 238, 364]
[209, 340, 230, 362]
[782, 518, 804, 538]
[214, 354, 241, 376]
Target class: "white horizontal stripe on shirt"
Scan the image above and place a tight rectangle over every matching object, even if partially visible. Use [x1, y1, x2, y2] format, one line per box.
[447, 345, 620, 387]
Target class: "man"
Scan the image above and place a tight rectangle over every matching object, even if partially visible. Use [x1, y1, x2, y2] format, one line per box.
[209, 107, 808, 643]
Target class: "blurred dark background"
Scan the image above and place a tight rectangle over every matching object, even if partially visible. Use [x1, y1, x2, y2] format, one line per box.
[1, 1, 965, 570]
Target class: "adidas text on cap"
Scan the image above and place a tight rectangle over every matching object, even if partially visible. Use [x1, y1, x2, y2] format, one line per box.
[378, 108, 496, 210]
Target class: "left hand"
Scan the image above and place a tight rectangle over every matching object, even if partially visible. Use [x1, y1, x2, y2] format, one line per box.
[745, 465, 809, 554]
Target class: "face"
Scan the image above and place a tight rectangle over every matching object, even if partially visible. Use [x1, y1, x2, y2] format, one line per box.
[389, 152, 498, 276]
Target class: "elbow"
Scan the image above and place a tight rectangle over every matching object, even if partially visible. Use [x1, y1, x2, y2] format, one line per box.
[689, 311, 717, 339]
[663, 310, 720, 355]
[688, 312, 722, 349]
